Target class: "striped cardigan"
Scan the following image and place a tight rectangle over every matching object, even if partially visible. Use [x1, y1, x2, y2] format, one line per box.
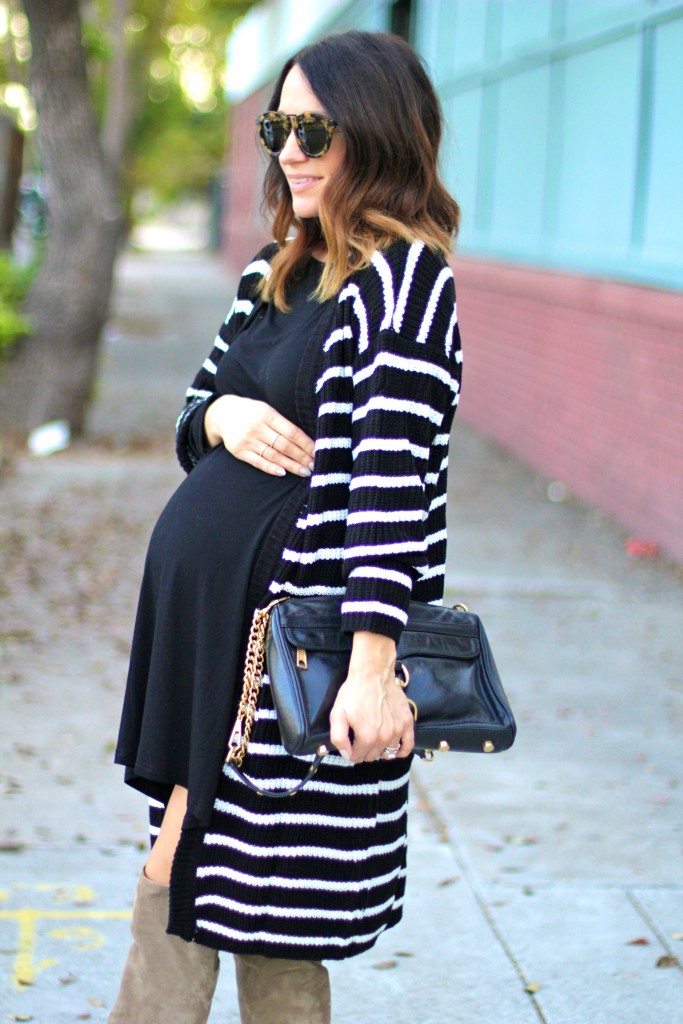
[168, 238, 462, 959]
[177, 239, 462, 641]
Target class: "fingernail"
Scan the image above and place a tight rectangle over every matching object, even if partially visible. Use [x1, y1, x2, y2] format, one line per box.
[339, 750, 352, 762]
[274, 467, 285, 476]
[308, 461, 314, 471]
[299, 467, 311, 477]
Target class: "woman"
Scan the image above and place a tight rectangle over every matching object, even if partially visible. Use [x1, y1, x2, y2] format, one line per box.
[109, 29, 461, 1024]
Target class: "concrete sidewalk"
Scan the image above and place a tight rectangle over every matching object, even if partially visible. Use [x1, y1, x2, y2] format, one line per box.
[1, 250, 681, 1023]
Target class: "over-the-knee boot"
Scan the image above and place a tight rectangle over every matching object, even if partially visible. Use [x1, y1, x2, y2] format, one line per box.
[108, 871, 219, 1024]
[234, 953, 331, 1024]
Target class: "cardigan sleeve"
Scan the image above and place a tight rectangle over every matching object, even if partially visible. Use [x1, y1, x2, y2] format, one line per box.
[175, 245, 276, 473]
[340, 243, 462, 641]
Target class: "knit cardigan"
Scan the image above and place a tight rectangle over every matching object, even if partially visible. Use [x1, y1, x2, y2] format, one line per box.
[176, 238, 462, 641]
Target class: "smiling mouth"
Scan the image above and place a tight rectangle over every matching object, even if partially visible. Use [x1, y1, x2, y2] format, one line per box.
[287, 177, 321, 190]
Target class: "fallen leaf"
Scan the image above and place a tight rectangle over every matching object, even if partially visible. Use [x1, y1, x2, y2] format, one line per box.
[523, 886, 535, 896]
[7, 1016, 33, 1022]
[87, 1000, 105, 1008]
[436, 875, 459, 887]
[0, 841, 26, 853]
[76, 1016, 91, 1022]
[672, 933, 683, 941]
[59, 973, 77, 985]
[525, 981, 541, 994]
[393, 951, 415, 958]
[372, 959, 398, 970]
[627, 937, 650, 946]
[656, 955, 679, 968]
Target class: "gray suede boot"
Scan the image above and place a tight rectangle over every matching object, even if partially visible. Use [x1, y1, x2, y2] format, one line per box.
[108, 871, 219, 1024]
[234, 953, 331, 1024]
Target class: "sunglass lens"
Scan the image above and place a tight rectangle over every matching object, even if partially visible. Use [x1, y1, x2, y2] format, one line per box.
[261, 115, 288, 154]
[298, 118, 329, 157]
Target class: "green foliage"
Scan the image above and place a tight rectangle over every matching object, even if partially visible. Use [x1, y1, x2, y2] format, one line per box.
[0, 251, 32, 355]
[0, 0, 254, 205]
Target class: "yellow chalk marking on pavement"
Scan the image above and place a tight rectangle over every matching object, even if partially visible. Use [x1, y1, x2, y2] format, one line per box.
[0, 908, 131, 989]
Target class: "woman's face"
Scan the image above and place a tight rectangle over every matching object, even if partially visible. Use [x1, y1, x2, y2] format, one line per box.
[277, 64, 345, 221]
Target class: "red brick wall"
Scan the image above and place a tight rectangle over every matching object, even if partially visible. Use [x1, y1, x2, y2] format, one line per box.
[452, 257, 683, 564]
[220, 113, 683, 564]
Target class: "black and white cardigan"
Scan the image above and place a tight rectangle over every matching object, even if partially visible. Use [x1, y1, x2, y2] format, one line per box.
[176, 239, 462, 641]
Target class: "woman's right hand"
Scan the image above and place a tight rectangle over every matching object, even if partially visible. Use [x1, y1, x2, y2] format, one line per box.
[204, 394, 315, 477]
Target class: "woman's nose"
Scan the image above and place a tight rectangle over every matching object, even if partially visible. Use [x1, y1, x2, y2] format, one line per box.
[279, 126, 306, 164]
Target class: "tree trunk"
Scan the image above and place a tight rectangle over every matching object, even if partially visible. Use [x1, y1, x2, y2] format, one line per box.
[100, 0, 133, 177]
[0, 0, 122, 436]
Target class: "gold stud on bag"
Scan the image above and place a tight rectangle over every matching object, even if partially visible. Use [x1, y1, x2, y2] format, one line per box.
[226, 596, 516, 798]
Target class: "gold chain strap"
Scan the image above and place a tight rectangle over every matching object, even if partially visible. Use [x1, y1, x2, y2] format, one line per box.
[226, 597, 286, 767]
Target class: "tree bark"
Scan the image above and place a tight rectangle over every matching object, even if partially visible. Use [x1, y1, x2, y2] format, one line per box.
[100, 0, 133, 177]
[0, 0, 122, 436]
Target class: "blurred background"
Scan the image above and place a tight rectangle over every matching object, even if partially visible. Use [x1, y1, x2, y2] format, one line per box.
[1, 0, 681, 562]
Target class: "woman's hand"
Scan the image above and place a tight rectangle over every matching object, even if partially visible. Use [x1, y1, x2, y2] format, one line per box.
[204, 395, 315, 477]
[329, 632, 415, 764]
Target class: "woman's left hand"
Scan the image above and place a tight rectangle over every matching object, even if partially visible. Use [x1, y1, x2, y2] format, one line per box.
[329, 631, 415, 764]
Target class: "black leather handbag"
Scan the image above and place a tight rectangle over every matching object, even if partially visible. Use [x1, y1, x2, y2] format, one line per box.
[226, 596, 516, 797]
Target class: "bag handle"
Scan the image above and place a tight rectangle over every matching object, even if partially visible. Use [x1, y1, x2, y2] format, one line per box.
[227, 751, 327, 799]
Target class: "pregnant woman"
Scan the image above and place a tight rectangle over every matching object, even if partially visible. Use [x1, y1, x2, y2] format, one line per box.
[109, 29, 462, 1024]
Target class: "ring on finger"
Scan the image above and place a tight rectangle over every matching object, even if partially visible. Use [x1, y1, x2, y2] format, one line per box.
[383, 743, 401, 759]
[260, 443, 271, 460]
[271, 432, 281, 450]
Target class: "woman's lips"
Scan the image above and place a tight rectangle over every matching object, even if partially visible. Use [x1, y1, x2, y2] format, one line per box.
[287, 177, 321, 192]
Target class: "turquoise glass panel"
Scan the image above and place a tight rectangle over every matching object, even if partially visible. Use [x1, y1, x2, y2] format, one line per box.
[452, 0, 489, 72]
[445, 87, 484, 246]
[643, 18, 683, 265]
[499, 0, 554, 56]
[555, 35, 641, 260]
[489, 64, 550, 252]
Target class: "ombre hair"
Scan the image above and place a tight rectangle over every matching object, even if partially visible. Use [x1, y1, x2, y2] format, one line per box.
[258, 31, 460, 310]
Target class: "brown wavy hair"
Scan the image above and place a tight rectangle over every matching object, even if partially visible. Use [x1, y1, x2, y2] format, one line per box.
[258, 31, 460, 310]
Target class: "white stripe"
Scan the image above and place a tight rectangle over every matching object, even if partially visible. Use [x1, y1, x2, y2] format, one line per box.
[353, 438, 429, 461]
[445, 303, 458, 357]
[195, 914, 401, 948]
[282, 547, 344, 564]
[346, 509, 423, 525]
[214, 334, 228, 352]
[222, 765, 409, 797]
[148, 797, 165, 809]
[319, 402, 353, 417]
[268, 581, 346, 597]
[429, 493, 447, 511]
[353, 351, 457, 392]
[233, 298, 254, 316]
[348, 566, 412, 588]
[323, 325, 353, 352]
[429, 597, 445, 606]
[392, 241, 424, 333]
[424, 456, 449, 485]
[202, 357, 217, 374]
[350, 474, 423, 491]
[341, 600, 408, 624]
[345, 539, 426, 558]
[296, 508, 348, 528]
[371, 250, 395, 330]
[434, 432, 450, 446]
[310, 472, 351, 487]
[417, 563, 446, 581]
[315, 437, 352, 452]
[185, 387, 213, 400]
[243, 259, 271, 278]
[149, 825, 160, 836]
[202, 831, 407, 863]
[416, 266, 453, 345]
[338, 283, 369, 352]
[195, 891, 400, 922]
[213, 799, 408, 831]
[316, 365, 353, 392]
[352, 396, 443, 426]
[197, 863, 406, 894]
[456, 349, 463, 364]
[255, 708, 277, 720]
[426, 528, 447, 546]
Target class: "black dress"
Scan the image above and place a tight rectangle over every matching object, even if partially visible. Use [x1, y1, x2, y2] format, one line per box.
[115, 258, 333, 828]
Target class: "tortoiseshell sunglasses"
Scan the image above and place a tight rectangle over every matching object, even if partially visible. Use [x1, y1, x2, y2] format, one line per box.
[256, 111, 338, 158]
